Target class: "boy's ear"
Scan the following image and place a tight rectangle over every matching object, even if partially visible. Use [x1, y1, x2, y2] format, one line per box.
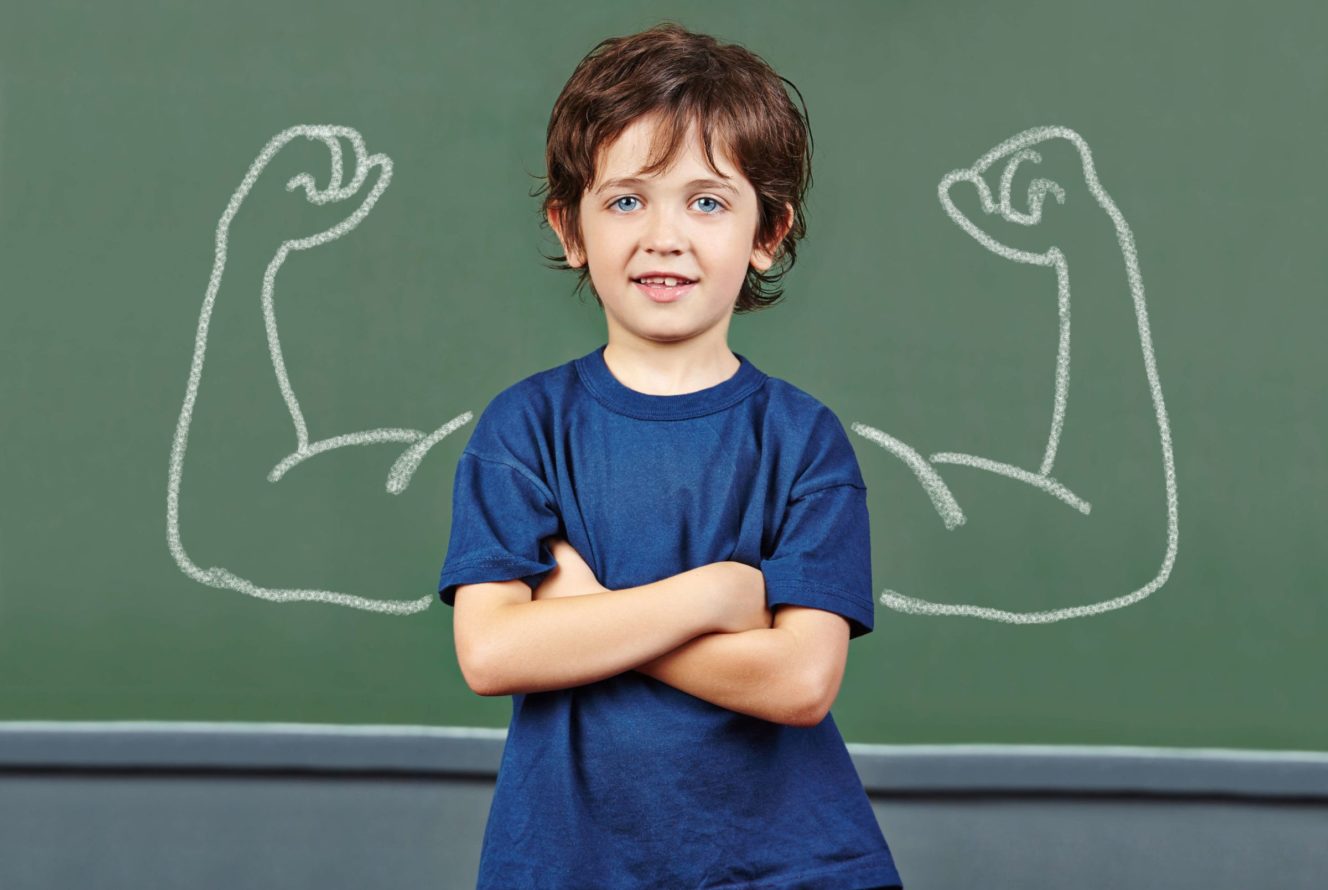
[750, 202, 796, 272]
[548, 206, 586, 268]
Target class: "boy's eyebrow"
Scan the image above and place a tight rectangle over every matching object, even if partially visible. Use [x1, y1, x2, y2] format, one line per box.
[595, 176, 738, 196]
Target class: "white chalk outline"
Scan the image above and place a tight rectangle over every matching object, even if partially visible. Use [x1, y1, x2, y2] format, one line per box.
[854, 125, 1179, 623]
[166, 125, 471, 615]
[167, 123, 1177, 624]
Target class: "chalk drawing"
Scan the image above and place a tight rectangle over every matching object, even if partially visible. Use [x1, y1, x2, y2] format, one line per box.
[166, 123, 1175, 624]
[166, 124, 470, 615]
[853, 125, 1179, 623]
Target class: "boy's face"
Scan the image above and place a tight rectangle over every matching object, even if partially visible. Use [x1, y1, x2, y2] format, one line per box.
[550, 113, 789, 352]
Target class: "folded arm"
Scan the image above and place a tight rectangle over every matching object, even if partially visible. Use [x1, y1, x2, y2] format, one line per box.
[454, 544, 770, 706]
[634, 605, 848, 727]
[454, 565, 727, 697]
[460, 540, 850, 727]
[518, 541, 845, 726]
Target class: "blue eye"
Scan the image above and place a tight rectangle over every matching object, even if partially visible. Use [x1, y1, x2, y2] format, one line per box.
[609, 196, 725, 214]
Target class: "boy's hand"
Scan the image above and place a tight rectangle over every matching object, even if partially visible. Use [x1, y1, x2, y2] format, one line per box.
[532, 538, 610, 601]
[532, 542, 773, 634]
[710, 561, 775, 633]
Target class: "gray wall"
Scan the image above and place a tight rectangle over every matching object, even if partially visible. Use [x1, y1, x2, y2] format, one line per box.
[3, 724, 1325, 889]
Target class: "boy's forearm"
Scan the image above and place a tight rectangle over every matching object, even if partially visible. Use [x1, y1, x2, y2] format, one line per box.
[633, 627, 821, 727]
[475, 565, 724, 696]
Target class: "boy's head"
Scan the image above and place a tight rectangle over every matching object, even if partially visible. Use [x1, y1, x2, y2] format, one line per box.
[538, 22, 812, 330]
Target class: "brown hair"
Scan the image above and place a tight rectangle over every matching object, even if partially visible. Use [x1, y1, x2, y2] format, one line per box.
[532, 21, 814, 313]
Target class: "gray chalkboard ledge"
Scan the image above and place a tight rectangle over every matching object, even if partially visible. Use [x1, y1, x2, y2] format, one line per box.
[1, 721, 1325, 800]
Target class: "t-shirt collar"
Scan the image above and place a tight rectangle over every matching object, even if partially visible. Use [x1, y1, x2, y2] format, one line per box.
[575, 343, 767, 420]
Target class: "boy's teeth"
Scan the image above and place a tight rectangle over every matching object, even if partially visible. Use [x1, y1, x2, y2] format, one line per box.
[640, 277, 689, 286]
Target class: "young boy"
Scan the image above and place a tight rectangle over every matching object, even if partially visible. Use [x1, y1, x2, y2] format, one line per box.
[437, 21, 904, 890]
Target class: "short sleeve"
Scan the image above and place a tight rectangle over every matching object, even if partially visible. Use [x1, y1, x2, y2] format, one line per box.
[437, 450, 564, 607]
[759, 482, 874, 639]
[759, 402, 873, 639]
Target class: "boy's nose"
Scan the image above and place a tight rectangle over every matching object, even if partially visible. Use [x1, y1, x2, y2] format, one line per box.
[644, 241, 685, 257]
[642, 211, 687, 253]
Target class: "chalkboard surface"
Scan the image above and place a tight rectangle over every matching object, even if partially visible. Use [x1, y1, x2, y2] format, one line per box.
[2, 0, 1323, 750]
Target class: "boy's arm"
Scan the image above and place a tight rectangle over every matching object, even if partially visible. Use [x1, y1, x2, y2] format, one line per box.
[460, 563, 748, 696]
[632, 620, 831, 727]
[522, 550, 835, 727]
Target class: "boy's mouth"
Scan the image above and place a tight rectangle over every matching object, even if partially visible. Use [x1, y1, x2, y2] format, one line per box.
[631, 276, 697, 286]
[633, 276, 697, 303]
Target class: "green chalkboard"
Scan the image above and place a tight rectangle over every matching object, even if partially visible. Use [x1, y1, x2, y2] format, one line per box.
[2, 0, 1324, 751]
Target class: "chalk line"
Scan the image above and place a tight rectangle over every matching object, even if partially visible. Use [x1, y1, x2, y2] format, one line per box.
[855, 125, 1179, 623]
[166, 125, 470, 615]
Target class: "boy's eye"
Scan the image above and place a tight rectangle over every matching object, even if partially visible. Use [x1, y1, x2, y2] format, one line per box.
[609, 196, 725, 214]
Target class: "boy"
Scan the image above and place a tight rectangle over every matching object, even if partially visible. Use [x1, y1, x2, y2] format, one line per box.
[438, 21, 904, 890]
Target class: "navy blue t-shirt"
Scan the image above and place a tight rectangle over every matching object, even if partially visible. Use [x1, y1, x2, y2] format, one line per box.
[438, 344, 903, 890]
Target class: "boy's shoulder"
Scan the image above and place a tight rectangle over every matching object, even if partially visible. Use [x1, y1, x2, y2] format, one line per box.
[463, 358, 577, 459]
[759, 372, 866, 495]
[760, 371, 852, 437]
[762, 372, 833, 415]
[479, 358, 575, 422]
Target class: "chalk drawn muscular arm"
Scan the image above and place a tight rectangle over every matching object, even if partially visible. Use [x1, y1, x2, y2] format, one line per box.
[166, 125, 468, 615]
[850, 125, 1179, 623]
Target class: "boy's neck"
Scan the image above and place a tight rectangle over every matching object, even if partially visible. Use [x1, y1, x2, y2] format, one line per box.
[601, 340, 741, 397]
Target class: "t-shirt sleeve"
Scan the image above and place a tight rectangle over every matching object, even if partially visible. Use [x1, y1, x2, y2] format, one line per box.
[437, 450, 564, 607]
[759, 483, 874, 639]
[759, 406, 875, 639]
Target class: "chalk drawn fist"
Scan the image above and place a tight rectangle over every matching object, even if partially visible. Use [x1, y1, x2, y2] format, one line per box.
[938, 126, 1083, 261]
[242, 124, 393, 250]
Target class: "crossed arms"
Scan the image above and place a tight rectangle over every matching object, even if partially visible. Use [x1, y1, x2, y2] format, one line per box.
[452, 540, 850, 727]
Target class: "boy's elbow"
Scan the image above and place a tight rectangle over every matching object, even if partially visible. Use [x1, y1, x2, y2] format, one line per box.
[460, 647, 510, 697]
[787, 703, 829, 728]
[770, 672, 828, 727]
[453, 583, 531, 696]
[793, 700, 830, 728]
[471, 680, 508, 698]
[455, 632, 513, 696]
[787, 672, 831, 728]
[457, 651, 493, 696]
